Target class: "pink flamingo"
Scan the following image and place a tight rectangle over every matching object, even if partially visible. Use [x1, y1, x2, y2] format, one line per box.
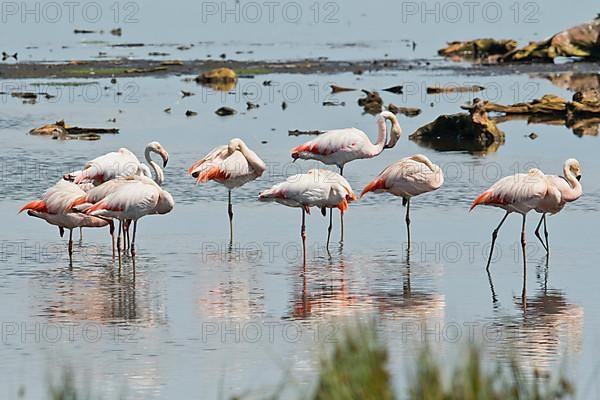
[470, 167, 561, 272]
[19, 180, 115, 263]
[290, 111, 402, 240]
[360, 155, 444, 245]
[188, 138, 266, 244]
[533, 159, 582, 254]
[72, 175, 174, 258]
[67, 141, 169, 247]
[258, 169, 356, 264]
[67, 142, 169, 185]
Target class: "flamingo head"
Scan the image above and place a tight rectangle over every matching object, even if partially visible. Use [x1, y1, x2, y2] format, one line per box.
[227, 138, 245, 154]
[156, 191, 175, 215]
[148, 141, 169, 167]
[381, 112, 402, 149]
[565, 158, 582, 181]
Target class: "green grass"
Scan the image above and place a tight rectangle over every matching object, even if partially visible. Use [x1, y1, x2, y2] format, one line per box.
[62, 67, 131, 76]
[311, 323, 574, 400]
[408, 346, 574, 400]
[313, 322, 394, 400]
[234, 68, 272, 75]
[31, 82, 100, 87]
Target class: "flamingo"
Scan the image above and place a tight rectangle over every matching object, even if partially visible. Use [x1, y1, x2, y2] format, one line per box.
[19, 180, 115, 263]
[66, 141, 169, 186]
[360, 155, 444, 246]
[470, 167, 561, 275]
[258, 169, 356, 264]
[66, 141, 169, 247]
[79, 175, 174, 257]
[290, 111, 401, 241]
[188, 138, 266, 244]
[533, 159, 582, 254]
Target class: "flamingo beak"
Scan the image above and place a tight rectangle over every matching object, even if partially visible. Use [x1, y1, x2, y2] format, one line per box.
[161, 150, 169, 167]
[576, 175, 581, 181]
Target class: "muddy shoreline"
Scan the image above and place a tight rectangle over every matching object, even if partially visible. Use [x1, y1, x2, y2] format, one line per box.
[1, 58, 599, 79]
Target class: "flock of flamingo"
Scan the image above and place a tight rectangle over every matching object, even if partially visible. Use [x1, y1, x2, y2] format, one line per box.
[20, 112, 582, 273]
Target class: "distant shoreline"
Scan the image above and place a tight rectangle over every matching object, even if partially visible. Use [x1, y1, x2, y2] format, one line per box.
[1, 58, 599, 79]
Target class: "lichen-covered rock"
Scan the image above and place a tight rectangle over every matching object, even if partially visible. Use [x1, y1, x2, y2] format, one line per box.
[28, 120, 118, 140]
[438, 39, 517, 59]
[195, 67, 237, 83]
[503, 17, 600, 62]
[477, 94, 567, 115]
[474, 92, 600, 117]
[409, 99, 504, 153]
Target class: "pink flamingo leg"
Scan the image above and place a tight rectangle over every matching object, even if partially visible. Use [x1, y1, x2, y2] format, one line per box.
[485, 211, 509, 271]
[131, 220, 137, 258]
[301, 209, 307, 267]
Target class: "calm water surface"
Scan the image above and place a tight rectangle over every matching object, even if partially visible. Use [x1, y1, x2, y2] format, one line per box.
[1, 67, 599, 398]
[2, 1, 600, 398]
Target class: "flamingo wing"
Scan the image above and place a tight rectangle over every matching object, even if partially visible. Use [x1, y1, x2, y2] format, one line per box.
[76, 148, 140, 184]
[259, 173, 332, 211]
[361, 156, 443, 198]
[188, 145, 228, 176]
[86, 180, 159, 218]
[291, 128, 369, 158]
[471, 169, 548, 211]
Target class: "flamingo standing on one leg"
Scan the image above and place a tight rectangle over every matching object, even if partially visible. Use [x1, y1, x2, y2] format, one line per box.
[310, 170, 356, 250]
[290, 111, 402, 242]
[259, 169, 356, 265]
[19, 180, 115, 264]
[533, 159, 582, 255]
[360, 155, 444, 246]
[188, 138, 266, 245]
[470, 167, 560, 299]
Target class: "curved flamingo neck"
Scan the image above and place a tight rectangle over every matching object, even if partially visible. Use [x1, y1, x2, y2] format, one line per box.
[373, 116, 388, 154]
[238, 142, 266, 174]
[561, 167, 582, 202]
[145, 147, 164, 186]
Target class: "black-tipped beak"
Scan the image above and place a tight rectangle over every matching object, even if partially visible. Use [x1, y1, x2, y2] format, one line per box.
[163, 158, 168, 168]
[576, 175, 581, 181]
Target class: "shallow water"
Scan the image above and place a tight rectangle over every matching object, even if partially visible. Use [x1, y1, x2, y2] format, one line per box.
[1, 63, 600, 399]
[0, 0, 598, 62]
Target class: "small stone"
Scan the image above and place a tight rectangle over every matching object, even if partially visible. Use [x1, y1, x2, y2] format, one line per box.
[215, 107, 236, 116]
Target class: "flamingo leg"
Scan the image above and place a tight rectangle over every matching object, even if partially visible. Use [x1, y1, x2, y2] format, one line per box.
[79, 227, 83, 244]
[521, 214, 527, 306]
[109, 220, 115, 259]
[68, 228, 74, 264]
[542, 214, 549, 254]
[131, 220, 138, 258]
[339, 165, 344, 242]
[125, 220, 131, 251]
[117, 220, 122, 255]
[534, 213, 548, 253]
[405, 198, 411, 246]
[228, 190, 233, 246]
[326, 208, 333, 251]
[486, 211, 509, 271]
[301, 208, 307, 267]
